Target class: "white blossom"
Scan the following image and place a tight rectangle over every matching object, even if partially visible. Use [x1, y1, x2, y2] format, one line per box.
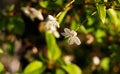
[93, 56, 100, 65]
[61, 28, 81, 45]
[21, 7, 44, 21]
[63, 55, 74, 64]
[45, 15, 60, 38]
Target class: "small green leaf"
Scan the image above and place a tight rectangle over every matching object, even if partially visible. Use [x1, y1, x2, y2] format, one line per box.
[13, 17, 25, 35]
[79, 25, 88, 34]
[0, 62, 4, 73]
[104, 0, 108, 2]
[5, 4, 15, 12]
[24, 61, 45, 74]
[56, 68, 66, 74]
[57, 8, 69, 25]
[0, 48, 3, 53]
[46, 32, 61, 61]
[95, 29, 106, 38]
[95, 29, 106, 43]
[118, 0, 120, 3]
[57, 0, 73, 25]
[70, 20, 79, 30]
[55, 0, 63, 5]
[39, 1, 48, 8]
[39, 1, 60, 9]
[94, 0, 101, 3]
[7, 17, 15, 31]
[0, 16, 7, 31]
[100, 57, 110, 71]
[96, 4, 106, 23]
[7, 42, 14, 55]
[7, 16, 25, 35]
[107, 8, 118, 27]
[62, 64, 82, 74]
[9, 4, 15, 11]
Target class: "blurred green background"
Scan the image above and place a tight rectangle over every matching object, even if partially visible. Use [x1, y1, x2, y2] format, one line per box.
[0, 0, 120, 74]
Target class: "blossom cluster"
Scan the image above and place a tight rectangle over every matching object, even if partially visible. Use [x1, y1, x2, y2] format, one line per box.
[22, 6, 81, 45]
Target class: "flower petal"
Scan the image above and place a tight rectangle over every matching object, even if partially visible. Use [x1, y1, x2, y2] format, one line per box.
[55, 21, 60, 28]
[48, 15, 56, 21]
[54, 31, 60, 38]
[68, 37, 74, 45]
[73, 36, 81, 45]
[64, 28, 71, 35]
[37, 13, 44, 21]
[21, 7, 30, 15]
[61, 33, 69, 38]
[71, 30, 77, 36]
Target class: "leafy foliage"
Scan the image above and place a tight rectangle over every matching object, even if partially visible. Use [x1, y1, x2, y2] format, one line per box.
[24, 61, 46, 74]
[0, 0, 120, 74]
[45, 32, 61, 61]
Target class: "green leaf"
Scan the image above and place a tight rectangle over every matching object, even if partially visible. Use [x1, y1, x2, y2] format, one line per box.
[62, 64, 82, 74]
[39, 1, 48, 8]
[9, 4, 15, 11]
[7, 42, 14, 55]
[57, 0, 73, 25]
[5, 4, 15, 12]
[39, 1, 60, 9]
[7, 17, 15, 31]
[56, 68, 66, 74]
[24, 61, 45, 74]
[118, 0, 120, 3]
[0, 62, 4, 73]
[96, 4, 106, 23]
[107, 8, 118, 27]
[95, 0, 100, 2]
[55, 0, 63, 5]
[95, 29, 106, 38]
[7, 16, 25, 35]
[100, 57, 110, 71]
[57, 8, 69, 25]
[79, 25, 88, 34]
[95, 29, 106, 43]
[70, 20, 79, 30]
[0, 15, 7, 31]
[0, 48, 3, 53]
[14, 17, 25, 35]
[45, 32, 61, 61]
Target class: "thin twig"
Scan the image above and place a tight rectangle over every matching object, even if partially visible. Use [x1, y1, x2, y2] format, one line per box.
[56, 0, 75, 18]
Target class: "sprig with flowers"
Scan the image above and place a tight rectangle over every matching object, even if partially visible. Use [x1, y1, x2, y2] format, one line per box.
[21, 0, 81, 45]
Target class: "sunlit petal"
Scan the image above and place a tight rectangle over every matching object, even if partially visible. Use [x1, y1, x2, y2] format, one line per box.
[48, 15, 56, 21]
[37, 13, 44, 21]
[54, 31, 60, 38]
[45, 15, 60, 38]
